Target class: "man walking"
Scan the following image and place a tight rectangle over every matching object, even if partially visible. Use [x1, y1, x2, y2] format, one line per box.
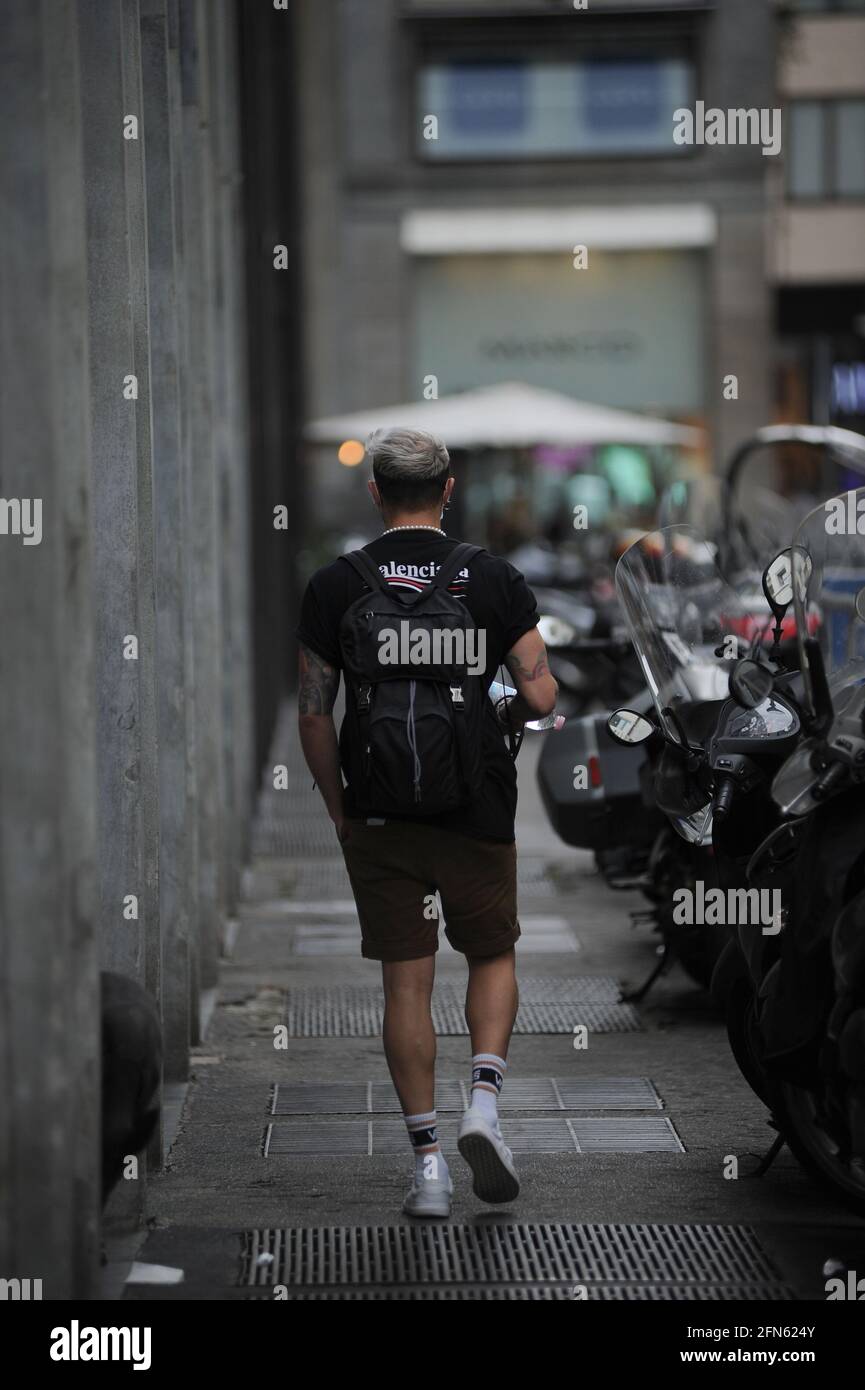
[296, 427, 557, 1216]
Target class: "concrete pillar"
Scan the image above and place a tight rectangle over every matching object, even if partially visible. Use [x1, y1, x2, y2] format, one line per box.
[178, 0, 226, 994]
[197, 8, 238, 918]
[140, 0, 193, 1080]
[210, 1, 256, 907]
[165, 0, 202, 1043]
[79, 0, 162, 999]
[0, 0, 100, 1298]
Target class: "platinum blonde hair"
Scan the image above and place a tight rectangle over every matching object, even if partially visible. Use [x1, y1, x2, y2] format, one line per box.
[365, 427, 450, 485]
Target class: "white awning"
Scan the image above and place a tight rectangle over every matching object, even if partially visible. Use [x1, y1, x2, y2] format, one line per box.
[305, 381, 703, 450]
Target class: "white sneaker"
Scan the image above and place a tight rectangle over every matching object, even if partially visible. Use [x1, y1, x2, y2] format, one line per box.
[402, 1171, 454, 1219]
[457, 1109, 520, 1204]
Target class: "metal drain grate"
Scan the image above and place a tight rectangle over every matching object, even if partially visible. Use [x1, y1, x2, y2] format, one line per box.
[556, 1078, 661, 1110]
[514, 1002, 640, 1034]
[248, 1283, 791, 1301]
[516, 975, 621, 1002]
[239, 1223, 792, 1297]
[271, 1077, 662, 1115]
[263, 1115, 682, 1156]
[282, 980, 639, 1037]
[271, 1080, 467, 1115]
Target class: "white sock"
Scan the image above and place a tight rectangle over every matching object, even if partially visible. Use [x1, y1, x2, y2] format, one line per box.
[405, 1110, 449, 1185]
[469, 1053, 506, 1129]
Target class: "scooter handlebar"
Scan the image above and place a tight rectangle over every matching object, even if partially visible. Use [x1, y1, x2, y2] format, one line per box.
[713, 775, 736, 820]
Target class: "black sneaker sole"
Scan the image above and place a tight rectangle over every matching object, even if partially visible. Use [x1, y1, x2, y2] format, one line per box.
[457, 1130, 520, 1204]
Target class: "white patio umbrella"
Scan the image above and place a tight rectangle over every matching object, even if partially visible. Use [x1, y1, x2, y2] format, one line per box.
[305, 381, 703, 450]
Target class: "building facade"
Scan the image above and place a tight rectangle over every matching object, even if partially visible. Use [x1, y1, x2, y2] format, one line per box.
[298, 0, 779, 529]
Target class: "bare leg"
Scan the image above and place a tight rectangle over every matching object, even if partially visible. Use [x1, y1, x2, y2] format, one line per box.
[458, 948, 522, 1203]
[381, 955, 437, 1115]
[465, 947, 519, 1060]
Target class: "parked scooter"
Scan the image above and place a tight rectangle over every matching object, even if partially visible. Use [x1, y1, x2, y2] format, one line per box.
[719, 500, 865, 1213]
[537, 530, 798, 992]
[605, 525, 787, 996]
[539, 427, 865, 992]
[609, 501, 865, 1212]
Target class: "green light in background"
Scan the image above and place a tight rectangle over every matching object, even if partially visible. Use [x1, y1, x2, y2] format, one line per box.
[597, 445, 655, 507]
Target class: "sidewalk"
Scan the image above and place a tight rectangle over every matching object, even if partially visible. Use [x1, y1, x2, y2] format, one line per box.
[122, 703, 864, 1299]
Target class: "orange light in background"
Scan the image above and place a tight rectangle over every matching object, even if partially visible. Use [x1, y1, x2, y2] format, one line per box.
[337, 439, 365, 467]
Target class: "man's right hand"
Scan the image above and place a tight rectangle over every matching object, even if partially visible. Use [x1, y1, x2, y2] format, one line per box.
[495, 696, 526, 736]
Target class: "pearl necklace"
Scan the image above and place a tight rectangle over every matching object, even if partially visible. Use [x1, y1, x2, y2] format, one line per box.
[380, 524, 445, 536]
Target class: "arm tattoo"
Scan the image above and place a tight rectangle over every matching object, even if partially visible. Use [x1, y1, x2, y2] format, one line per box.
[298, 644, 340, 715]
[505, 644, 550, 682]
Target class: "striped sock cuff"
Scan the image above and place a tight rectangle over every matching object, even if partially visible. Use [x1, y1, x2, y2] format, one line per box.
[405, 1110, 439, 1151]
[473, 1054, 507, 1072]
[471, 1053, 506, 1096]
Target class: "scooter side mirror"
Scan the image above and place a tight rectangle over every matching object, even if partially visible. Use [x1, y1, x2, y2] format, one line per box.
[728, 657, 774, 709]
[607, 708, 656, 746]
[762, 551, 794, 618]
[762, 546, 813, 619]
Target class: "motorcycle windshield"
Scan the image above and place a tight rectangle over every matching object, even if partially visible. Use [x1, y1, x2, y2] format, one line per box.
[615, 525, 749, 743]
[791, 488, 865, 719]
[659, 475, 797, 577]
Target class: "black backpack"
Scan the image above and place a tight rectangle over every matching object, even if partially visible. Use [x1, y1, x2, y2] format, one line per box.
[337, 542, 486, 815]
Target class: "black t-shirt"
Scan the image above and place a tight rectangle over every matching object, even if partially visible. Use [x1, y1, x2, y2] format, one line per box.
[295, 530, 540, 842]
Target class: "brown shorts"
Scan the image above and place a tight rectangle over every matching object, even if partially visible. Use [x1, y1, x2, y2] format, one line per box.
[339, 818, 521, 963]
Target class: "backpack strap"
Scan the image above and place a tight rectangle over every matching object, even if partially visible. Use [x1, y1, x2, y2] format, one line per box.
[411, 542, 482, 608]
[341, 549, 390, 595]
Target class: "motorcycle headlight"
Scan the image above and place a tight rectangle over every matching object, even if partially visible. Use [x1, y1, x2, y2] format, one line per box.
[538, 614, 577, 647]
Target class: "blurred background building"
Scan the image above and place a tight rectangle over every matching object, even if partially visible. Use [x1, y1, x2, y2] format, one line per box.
[299, 0, 865, 549]
[301, 0, 772, 536]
